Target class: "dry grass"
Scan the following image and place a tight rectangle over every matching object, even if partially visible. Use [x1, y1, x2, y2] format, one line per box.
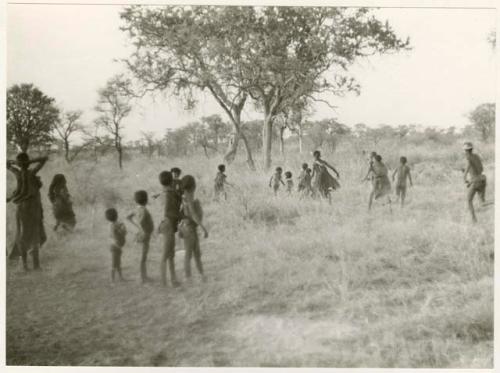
[6, 140, 494, 367]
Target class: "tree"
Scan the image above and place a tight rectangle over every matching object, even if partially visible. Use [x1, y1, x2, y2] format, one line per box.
[140, 131, 158, 158]
[308, 118, 350, 151]
[468, 103, 495, 142]
[218, 7, 409, 168]
[7, 83, 59, 152]
[120, 6, 256, 169]
[94, 76, 133, 169]
[200, 114, 231, 151]
[54, 110, 85, 162]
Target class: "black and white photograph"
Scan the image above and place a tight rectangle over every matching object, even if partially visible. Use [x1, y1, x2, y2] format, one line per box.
[2, 0, 496, 369]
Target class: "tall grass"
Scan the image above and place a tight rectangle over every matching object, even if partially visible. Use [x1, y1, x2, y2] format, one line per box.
[6, 139, 494, 367]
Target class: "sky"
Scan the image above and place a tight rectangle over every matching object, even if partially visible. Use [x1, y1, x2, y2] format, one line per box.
[6, 3, 497, 142]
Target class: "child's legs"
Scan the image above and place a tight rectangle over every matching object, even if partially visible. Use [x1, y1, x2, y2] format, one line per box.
[368, 189, 375, 210]
[21, 249, 28, 270]
[467, 186, 477, 222]
[140, 239, 150, 280]
[183, 232, 193, 278]
[31, 245, 40, 269]
[161, 220, 178, 285]
[192, 231, 203, 275]
[478, 181, 486, 203]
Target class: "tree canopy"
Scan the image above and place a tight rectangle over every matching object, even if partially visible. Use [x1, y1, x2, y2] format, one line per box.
[7, 83, 60, 152]
[120, 5, 409, 169]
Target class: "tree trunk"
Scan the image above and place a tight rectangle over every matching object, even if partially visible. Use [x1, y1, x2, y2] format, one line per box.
[298, 125, 303, 154]
[116, 139, 123, 170]
[224, 120, 255, 170]
[224, 131, 240, 164]
[263, 115, 273, 170]
[64, 139, 70, 163]
[279, 125, 286, 156]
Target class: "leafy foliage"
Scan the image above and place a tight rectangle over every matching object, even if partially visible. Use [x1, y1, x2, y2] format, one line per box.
[7, 84, 60, 152]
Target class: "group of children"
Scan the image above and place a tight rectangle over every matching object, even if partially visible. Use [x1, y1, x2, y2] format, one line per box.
[104, 167, 208, 285]
[268, 164, 314, 197]
[266, 150, 414, 211]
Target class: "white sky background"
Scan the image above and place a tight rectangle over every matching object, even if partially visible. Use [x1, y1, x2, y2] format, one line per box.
[6, 4, 496, 142]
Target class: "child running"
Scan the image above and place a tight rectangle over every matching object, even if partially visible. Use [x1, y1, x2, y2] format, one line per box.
[127, 190, 154, 283]
[105, 208, 127, 282]
[48, 174, 76, 232]
[214, 164, 233, 201]
[179, 175, 208, 283]
[285, 171, 294, 194]
[158, 171, 182, 287]
[269, 167, 285, 195]
[392, 156, 413, 207]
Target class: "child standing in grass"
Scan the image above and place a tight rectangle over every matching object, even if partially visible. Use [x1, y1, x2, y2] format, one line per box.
[171, 167, 182, 193]
[179, 175, 208, 283]
[158, 171, 181, 287]
[214, 164, 232, 201]
[285, 171, 294, 194]
[127, 190, 154, 283]
[105, 208, 127, 282]
[392, 156, 413, 207]
[269, 167, 285, 195]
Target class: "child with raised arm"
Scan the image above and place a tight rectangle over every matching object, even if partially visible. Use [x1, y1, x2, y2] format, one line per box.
[127, 190, 154, 283]
[214, 164, 233, 201]
[392, 156, 413, 207]
[179, 175, 208, 283]
[285, 171, 294, 194]
[269, 167, 285, 196]
[105, 208, 127, 282]
[158, 171, 182, 287]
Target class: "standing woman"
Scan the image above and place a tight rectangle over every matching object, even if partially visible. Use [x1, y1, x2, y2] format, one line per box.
[48, 174, 76, 231]
[7, 153, 48, 270]
[311, 150, 340, 202]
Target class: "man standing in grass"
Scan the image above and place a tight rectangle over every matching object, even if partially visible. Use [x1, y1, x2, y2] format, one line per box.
[463, 142, 486, 223]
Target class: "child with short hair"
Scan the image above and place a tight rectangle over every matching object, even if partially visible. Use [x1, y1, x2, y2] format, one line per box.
[269, 167, 285, 196]
[158, 171, 182, 287]
[171, 167, 182, 193]
[285, 171, 293, 194]
[127, 190, 154, 283]
[214, 164, 233, 201]
[179, 175, 208, 282]
[105, 208, 127, 282]
[392, 156, 413, 207]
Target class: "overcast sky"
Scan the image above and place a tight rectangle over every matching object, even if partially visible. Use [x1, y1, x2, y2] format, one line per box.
[7, 4, 496, 141]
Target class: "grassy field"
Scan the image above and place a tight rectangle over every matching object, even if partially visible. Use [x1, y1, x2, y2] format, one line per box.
[5, 140, 494, 367]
